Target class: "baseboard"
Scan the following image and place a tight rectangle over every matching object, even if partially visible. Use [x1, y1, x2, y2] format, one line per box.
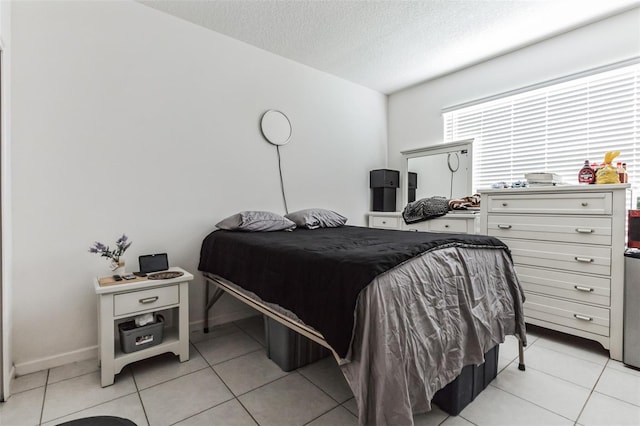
[14, 345, 98, 376]
[3, 365, 15, 401]
[13, 307, 256, 377]
[189, 305, 258, 334]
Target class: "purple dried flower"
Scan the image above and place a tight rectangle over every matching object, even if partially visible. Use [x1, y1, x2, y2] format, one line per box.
[88, 234, 133, 263]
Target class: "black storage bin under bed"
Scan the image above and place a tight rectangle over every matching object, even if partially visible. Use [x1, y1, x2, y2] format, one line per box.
[432, 344, 499, 415]
[263, 315, 499, 415]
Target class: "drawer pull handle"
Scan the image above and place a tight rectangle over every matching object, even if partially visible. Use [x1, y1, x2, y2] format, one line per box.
[502, 202, 508, 207]
[581, 202, 588, 207]
[575, 228, 594, 233]
[574, 314, 593, 322]
[139, 296, 159, 304]
[497, 224, 512, 229]
[444, 224, 450, 228]
[382, 221, 387, 224]
[574, 256, 594, 263]
[574, 285, 594, 292]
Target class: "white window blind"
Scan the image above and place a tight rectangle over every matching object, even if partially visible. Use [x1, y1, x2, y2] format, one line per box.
[444, 62, 639, 195]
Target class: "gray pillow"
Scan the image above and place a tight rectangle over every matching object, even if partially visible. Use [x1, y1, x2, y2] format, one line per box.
[285, 208, 347, 229]
[216, 211, 296, 232]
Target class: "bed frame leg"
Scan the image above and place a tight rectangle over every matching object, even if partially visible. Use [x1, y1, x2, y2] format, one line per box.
[204, 278, 210, 333]
[203, 278, 225, 334]
[518, 337, 526, 371]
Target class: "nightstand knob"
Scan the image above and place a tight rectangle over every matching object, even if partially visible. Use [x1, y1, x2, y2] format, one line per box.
[382, 221, 387, 224]
[502, 202, 508, 207]
[445, 224, 449, 228]
[581, 202, 588, 207]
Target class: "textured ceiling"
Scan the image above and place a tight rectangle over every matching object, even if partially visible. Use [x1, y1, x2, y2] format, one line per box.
[139, 0, 640, 94]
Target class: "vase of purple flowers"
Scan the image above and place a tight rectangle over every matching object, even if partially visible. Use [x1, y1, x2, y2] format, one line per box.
[89, 234, 132, 274]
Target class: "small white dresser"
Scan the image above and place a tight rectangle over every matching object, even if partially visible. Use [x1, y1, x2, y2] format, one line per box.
[94, 267, 193, 386]
[368, 211, 478, 234]
[479, 184, 629, 360]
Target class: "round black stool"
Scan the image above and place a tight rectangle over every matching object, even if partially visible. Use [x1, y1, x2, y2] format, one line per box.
[56, 416, 136, 426]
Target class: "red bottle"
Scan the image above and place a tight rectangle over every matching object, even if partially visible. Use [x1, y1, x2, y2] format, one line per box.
[578, 160, 595, 184]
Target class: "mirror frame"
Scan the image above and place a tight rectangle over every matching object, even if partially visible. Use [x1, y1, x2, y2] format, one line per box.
[400, 139, 474, 208]
[260, 110, 292, 146]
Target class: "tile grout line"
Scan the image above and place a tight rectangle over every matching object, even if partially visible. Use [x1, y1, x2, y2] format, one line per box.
[38, 368, 139, 426]
[527, 342, 610, 367]
[171, 339, 260, 425]
[487, 383, 578, 423]
[504, 361, 604, 391]
[296, 369, 353, 425]
[234, 397, 262, 426]
[572, 357, 609, 425]
[38, 369, 50, 426]
[130, 365, 151, 426]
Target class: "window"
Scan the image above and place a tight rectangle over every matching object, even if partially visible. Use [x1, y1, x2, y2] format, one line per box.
[443, 61, 639, 195]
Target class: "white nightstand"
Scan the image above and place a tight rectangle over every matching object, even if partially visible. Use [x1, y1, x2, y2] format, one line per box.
[94, 266, 193, 386]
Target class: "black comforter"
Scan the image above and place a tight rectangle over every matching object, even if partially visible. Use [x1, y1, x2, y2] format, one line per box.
[198, 226, 509, 358]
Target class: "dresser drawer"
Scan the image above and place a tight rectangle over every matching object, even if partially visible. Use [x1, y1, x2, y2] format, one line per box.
[502, 238, 611, 276]
[486, 192, 612, 215]
[516, 265, 610, 306]
[114, 285, 180, 316]
[524, 293, 609, 336]
[488, 215, 612, 245]
[404, 217, 469, 233]
[369, 215, 401, 229]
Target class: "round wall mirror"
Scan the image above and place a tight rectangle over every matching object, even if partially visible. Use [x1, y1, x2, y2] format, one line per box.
[260, 110, 292, 146]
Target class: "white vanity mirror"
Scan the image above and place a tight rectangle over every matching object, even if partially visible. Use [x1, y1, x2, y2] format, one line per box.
[401, 139, 473, 207]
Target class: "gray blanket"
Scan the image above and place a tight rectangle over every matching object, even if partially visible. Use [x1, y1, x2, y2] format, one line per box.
[341, 246, 526, 426]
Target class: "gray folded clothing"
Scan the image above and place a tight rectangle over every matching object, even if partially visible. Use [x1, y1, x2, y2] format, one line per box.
[402, 197, 450, 224]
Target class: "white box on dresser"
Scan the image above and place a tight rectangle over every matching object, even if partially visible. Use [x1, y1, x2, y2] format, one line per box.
[479, 184, 629, 360]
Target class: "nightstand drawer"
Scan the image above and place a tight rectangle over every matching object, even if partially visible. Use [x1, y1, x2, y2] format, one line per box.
[524, 293, 609, 336]
[503, 238, 611, 276]
[114, 285, 179, 316]
[370, 216, 400, 229]
[488, 215, 612, 245]
[486, 192, 612, 215]
[516, 265, 610, 306]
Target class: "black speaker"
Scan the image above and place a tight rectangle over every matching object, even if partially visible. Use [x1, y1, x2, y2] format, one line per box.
[371, 188, 396, 212]
[370, 169, 399, 188]
[408, 172, 417, 189]
[370, 169, 399, 212]
[408, 172, 417, 203]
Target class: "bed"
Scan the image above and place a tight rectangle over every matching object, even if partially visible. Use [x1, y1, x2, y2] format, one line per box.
[199, 225, 526, 425]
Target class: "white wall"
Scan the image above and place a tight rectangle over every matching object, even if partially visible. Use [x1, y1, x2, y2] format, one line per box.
[0, 0, 12, 399]
[388, 7, 640, 198]
[11, 1, 387, 373]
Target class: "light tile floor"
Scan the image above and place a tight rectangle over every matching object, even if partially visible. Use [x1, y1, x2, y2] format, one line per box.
[2, 316, 640, 426]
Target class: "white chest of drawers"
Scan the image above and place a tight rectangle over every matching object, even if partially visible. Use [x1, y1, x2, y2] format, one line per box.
[479, 184, 629, 360]
[368, 211, 478, 234]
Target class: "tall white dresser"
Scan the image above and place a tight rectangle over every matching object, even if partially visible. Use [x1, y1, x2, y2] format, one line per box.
[480, 184, 629, 360]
